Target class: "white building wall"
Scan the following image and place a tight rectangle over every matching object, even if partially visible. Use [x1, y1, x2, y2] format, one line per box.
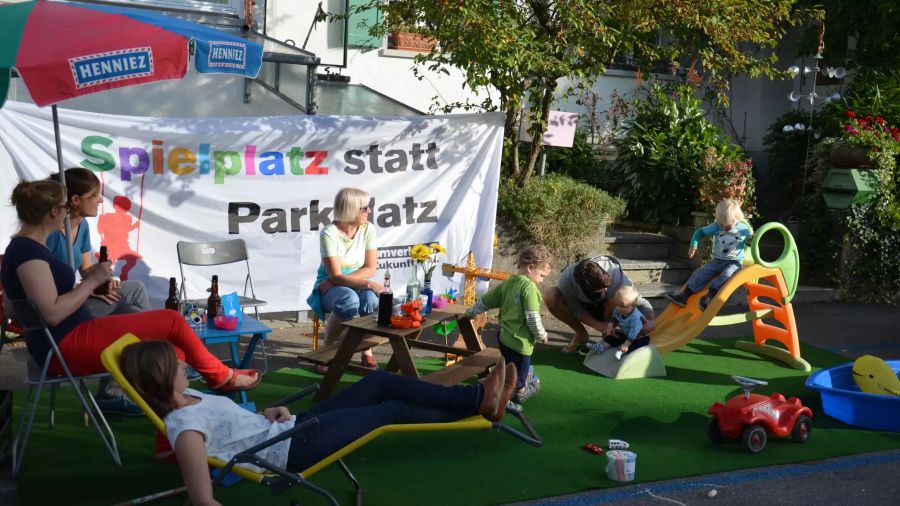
[553, 27, 836, 174]
[266, 0, 494, 114]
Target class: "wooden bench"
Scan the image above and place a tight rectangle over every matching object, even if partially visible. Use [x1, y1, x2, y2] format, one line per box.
[422, 348, 501, 386]
[299, 336, 390, 365]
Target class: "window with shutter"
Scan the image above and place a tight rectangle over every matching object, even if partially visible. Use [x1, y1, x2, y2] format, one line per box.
[347, 0, 381, 48]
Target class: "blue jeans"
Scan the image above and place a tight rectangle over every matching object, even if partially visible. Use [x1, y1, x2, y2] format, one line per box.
[285, 371, 482, 471]
[686, 258, 743, 294]
[321, 286, 378, 320]
[499, 341, 531, 391]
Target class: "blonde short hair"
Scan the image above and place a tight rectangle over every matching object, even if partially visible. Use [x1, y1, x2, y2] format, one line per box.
[715, 199, 744, 228]
[333, 187, 370, 223]
[614, 285, 640, 307]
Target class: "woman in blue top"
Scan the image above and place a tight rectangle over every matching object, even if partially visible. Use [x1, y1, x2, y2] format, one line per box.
[46, 168, 153, 415]
[306, 188, 384, 369]
[46, 168, 151, 317]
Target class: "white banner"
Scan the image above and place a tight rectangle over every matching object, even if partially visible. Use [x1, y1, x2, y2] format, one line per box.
[0, 102, 503, 312]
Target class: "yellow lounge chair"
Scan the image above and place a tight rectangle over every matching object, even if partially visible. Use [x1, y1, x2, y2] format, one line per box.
[100, 334, 543, 505]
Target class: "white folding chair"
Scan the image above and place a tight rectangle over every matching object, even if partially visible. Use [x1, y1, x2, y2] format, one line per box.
[176, 239, 268, 371]
[10, 299, 120, 477]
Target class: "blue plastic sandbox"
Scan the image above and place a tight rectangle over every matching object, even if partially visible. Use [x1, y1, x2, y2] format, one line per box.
[805, 360, 900, 432]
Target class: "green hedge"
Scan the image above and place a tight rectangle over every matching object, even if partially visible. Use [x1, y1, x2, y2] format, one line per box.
[497, 174, 625, 261]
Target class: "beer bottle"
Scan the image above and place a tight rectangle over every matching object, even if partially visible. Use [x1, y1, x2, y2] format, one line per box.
[377, 271, 393, 326]
[165, 277, 179, 311]
[94, 246, 110, 296]
[207, 275, 221, 320]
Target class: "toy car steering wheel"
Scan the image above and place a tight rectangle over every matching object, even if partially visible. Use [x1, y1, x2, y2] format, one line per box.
[732, 375, 768, 387]
[732, 375, 768, 397]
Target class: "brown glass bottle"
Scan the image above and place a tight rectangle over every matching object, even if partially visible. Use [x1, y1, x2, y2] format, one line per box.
[377, 271, 393, 326]
[93, 246, 110, 296]
[165, 277, 179, 311]
[207, 275, 221, 319]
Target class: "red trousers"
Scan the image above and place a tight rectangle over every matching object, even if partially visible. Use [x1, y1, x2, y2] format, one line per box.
[51, 309, 230, 385]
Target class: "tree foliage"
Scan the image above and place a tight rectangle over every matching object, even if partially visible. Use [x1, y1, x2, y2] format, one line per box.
[796, 0, 900, 72]
[354, 0, 806, 186]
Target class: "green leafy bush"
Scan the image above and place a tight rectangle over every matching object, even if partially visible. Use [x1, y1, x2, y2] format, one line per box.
[840, 197, 900, 304]
[760, 110, 817, 212]
[497, 174, 625, 261]
[613, 83, 742, 225]
[818, 69, 900, 137]
[545, 130, 616, 190]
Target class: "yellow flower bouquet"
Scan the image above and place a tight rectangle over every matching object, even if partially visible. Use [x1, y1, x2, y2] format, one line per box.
[410, 242, 446, 282]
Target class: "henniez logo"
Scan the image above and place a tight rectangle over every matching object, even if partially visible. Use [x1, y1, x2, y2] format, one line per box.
[207, 41, 247, 70]
[69, 47, 154, 89]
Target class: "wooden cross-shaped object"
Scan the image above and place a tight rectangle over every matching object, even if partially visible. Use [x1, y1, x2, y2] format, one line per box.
[442, 251, 511, 304]
[440, 252, 511, 364]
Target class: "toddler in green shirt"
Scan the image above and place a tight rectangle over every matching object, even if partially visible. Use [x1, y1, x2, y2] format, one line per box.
[466, 245, 552, 404]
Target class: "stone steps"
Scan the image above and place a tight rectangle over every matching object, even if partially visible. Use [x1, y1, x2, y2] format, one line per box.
[603, 231, 672, 260]
[616, 258, 693, 285]
[603, 226, 834, 309]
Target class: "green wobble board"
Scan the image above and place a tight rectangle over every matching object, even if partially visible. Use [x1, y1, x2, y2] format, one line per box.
[582, 344, 667, 379]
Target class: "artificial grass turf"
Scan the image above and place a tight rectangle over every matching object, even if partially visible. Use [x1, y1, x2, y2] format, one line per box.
[12, 337, 900, 505]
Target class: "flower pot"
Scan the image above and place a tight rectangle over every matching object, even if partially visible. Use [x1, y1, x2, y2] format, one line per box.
[830, 141, 873, 168]
[388, 31, 437, 52]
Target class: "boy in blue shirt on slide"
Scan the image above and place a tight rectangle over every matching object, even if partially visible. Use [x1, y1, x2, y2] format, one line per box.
[665, 199, 752, 311]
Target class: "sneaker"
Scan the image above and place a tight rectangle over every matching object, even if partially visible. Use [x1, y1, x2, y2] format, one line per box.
[185, 364, 201, 381]
[664, 291, 688, 307]
[699, 294, 712, 311]
[513, 379, 541, 404]
[577, 344, 593, 356]
[527, 366, 541, 387]
[95, 394, 143, 416]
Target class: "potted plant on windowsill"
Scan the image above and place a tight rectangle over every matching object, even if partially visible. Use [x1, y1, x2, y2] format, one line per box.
[385, 2, 436, 53]
[388, 28, 436, 52]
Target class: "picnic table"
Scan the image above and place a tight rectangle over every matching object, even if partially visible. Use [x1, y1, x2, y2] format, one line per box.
[300, 304, 500, 402]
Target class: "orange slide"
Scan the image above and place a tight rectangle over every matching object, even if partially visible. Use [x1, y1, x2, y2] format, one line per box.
[650, 223, 810, 372]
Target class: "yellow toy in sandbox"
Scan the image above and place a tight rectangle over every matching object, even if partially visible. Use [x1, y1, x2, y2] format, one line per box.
[852, 355, 900, 396]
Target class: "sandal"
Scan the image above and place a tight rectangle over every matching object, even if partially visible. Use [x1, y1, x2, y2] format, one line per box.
[210, 368, 261, 392]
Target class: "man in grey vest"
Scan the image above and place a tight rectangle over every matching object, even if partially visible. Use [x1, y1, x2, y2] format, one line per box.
[544, 255, 656, 353]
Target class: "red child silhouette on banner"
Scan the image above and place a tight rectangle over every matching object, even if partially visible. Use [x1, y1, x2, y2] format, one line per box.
[97, 195, 143, 280]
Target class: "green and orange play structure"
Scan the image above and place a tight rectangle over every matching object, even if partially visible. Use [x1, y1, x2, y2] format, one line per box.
[653, 222, 810, 372]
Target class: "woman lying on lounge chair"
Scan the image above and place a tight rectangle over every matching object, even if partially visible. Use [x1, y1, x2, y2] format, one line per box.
[120, 340, 517, 505]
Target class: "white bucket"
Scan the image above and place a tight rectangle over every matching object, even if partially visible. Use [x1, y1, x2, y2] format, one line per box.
[605, 450, 637, 481]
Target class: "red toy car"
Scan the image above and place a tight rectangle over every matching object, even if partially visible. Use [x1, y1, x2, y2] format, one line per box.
[707, 375, 813, 454]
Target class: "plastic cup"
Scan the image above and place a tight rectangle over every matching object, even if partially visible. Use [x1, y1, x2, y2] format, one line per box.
[605, 450, 636, 481]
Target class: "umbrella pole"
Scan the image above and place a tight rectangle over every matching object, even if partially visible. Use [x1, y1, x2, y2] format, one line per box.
[52, 105, 75, 270]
